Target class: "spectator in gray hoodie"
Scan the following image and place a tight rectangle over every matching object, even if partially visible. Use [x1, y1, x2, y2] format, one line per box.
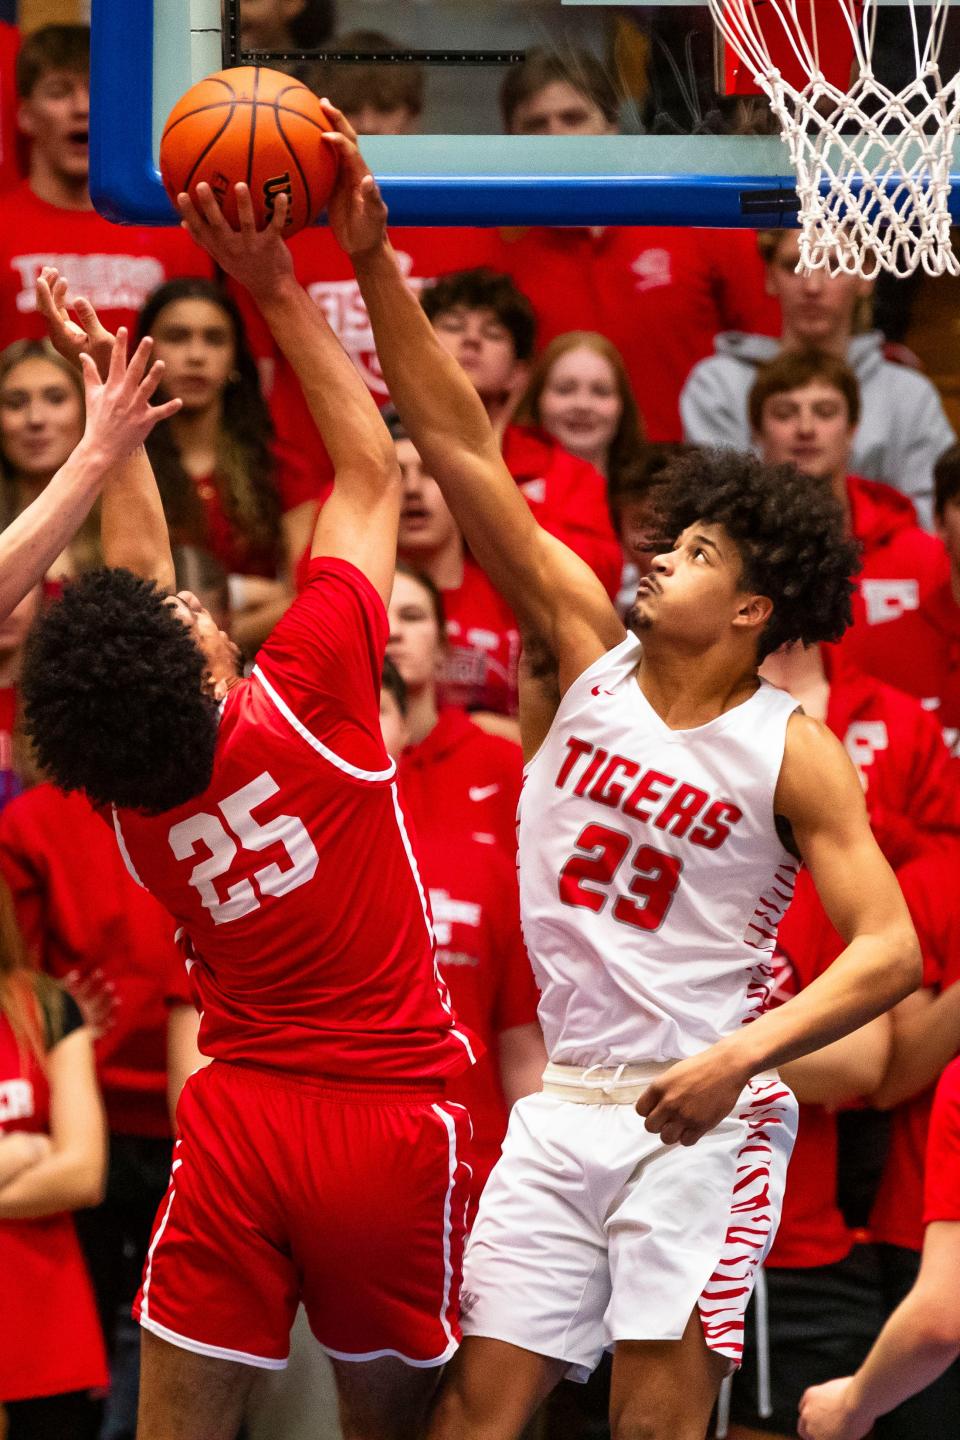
[680, 229, 954, 528]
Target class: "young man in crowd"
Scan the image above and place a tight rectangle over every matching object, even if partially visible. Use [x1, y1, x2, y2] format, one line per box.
[799, 1057, 960, 1440]
[0, 26, 210, 349]
[23, 181, 478, 1440]
[749, 351, 948, 659]
[681, 229, 954, 527]
[850, 443, 960, 755]
[389, 413, 521, 723]
[333, 108, 918, 1440]
[310, 30, 424, 135]
[492, 47, 779, 442]
[421, 267, 622, 598]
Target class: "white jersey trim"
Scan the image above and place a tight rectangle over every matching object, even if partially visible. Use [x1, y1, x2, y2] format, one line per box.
[319, 1339, 458, 1369]
[139, 1145, 182, 1321]
[112, 808, 147, 890]
[138, 1315, 288, 1372]
[432, 1101, 462, 1351]
[251, 664, 396, 783]
[389, 784, 478, 1066]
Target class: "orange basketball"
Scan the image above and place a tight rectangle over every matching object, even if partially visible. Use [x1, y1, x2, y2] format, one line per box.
[160, 66, 338, 236]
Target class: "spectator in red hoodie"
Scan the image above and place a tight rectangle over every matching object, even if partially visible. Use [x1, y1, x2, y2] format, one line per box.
[380, 658, 543, 1204]
[0, 26, 210, 351]
[390, 415, 520, 726]
[751, 350, 948, 663]
[387, 565, 522, 857]
[851, 443, 960, 755]
[725, 644, 960, 1439]
[420, 268, 623, 598]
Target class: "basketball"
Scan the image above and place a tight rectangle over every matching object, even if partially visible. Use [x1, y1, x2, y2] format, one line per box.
[159, 66, 338, 236]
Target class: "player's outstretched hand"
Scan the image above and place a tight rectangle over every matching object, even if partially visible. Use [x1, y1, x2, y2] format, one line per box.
[317, 100, 388, 259]
[798, 1377, 869, 1440]
[36, 266, 117, 382]
[79, 329, 182, 468]
[177, 181, 295, 298]
[635, 1045, 751, 1146]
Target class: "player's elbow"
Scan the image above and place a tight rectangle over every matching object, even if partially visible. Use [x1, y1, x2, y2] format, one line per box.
[884, 925, 922, 1007]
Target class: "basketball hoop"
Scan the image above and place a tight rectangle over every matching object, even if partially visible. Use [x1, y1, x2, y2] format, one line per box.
[708, 1, 960, 277]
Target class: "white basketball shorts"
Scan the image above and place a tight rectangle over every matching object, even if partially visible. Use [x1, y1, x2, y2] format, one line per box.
[460, 1063, 798, 1381]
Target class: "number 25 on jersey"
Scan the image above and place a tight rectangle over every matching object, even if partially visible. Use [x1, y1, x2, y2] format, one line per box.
[168, 771, 320, 925]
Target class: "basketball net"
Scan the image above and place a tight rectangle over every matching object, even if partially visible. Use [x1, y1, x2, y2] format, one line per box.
[709, 0, 960, 278]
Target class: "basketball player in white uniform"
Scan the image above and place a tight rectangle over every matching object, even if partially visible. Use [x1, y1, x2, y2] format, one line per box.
[321, 113, 921, 1440]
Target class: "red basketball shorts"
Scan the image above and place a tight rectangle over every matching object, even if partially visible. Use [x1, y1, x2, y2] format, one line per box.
[134, 1061, 472, 1369]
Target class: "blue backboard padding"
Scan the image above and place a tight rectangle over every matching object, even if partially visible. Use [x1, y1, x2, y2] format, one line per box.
[89, 0, 960, 229]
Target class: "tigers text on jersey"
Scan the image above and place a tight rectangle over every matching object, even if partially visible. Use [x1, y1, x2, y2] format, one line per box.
[519, 634, 799, 1066]
[113, 560, 477, 1082]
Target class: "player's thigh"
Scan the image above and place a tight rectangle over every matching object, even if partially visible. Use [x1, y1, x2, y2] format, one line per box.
[137, 1328, 257, 1440]
[427, 1336, 567, 1440]
[329, 1352, 441, 1440]
[609, 1307, 729, 1440]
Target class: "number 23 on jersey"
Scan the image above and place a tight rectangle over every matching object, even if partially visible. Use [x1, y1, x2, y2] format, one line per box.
[559, 822, 682, 933]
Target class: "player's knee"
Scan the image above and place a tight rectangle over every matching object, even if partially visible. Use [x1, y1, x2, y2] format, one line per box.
[609, 1401, 694, 1440]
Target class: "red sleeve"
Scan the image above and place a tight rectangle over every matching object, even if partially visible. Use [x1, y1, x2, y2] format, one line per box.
[923, 1058, 960, 1223]
[704, 230, 781, 336]
[487, 854, 540, 1033]
[0, 803, 45, 966]
[898, 853, 953, 990]
[254, 557, 389, 767]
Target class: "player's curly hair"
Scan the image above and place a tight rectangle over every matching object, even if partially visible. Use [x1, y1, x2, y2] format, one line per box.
[658, 449, 861, 661]
[20, 569, 220, 814]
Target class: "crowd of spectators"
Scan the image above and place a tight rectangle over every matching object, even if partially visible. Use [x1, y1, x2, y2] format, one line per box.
[0, 7, 959, 1440]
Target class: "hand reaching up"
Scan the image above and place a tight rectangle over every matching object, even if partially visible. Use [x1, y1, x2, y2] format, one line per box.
[316, 102, 389, 259]
[36, 267, 117, 382]
[177, 180, 296, 299]
[79, 329, 182, 468]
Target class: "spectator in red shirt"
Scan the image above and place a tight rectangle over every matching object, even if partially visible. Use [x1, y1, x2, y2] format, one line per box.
[389, 414, 520, 724]
[493, 47, 779, 444]
[683, 229, 954, 527]
[136, 278, 319, 654]
[0, 881, 108, 1440]
[380, 658, 544, 1203]
[387, 566, 522, 855]
[851, 443, 960, 755]
[0, 26, 210, 351]
[0, 782, 192, 1438]
[421, 268, 623, 596]
[0, 338, 97, 582]
[751, 350, 948, 660]
[513, 331, 646, 498]
[799, 1056, 960, 1440]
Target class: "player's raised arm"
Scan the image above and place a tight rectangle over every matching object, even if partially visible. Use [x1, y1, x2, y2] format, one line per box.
[35, 268, 177, 589]
[637, 715, 920, 1146]
[178, 181, 399, 604]
[321, 110, 624, 677]
[0, 305, 181, 612]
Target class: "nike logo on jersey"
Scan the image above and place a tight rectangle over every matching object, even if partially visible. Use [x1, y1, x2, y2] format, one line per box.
[591, 684, 615, 698]
[469, 784, 500, 802]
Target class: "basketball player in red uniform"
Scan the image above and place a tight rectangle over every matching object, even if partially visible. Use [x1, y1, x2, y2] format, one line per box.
[323, 113, 920, 1440]
[20, 190, 478, 1440]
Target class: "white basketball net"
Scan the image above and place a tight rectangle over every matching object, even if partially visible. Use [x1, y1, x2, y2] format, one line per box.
[708, 0, 960, 277]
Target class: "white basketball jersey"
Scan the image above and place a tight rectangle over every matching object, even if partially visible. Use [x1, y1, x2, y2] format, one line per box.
[519, 634, 800, 1066]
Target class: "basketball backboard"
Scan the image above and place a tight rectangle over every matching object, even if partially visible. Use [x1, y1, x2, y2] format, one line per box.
[90, 0, 960, 229]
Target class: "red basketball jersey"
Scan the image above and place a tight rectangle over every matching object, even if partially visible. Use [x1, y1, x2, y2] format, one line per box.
[112, 559, 478, 1081]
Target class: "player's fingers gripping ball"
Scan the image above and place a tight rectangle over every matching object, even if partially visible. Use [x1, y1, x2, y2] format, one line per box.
[160, 66, 338, 237]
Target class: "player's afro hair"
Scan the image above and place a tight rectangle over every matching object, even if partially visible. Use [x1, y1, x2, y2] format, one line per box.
[658, 449, 861, 661]
[21, 568, 220, 814]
